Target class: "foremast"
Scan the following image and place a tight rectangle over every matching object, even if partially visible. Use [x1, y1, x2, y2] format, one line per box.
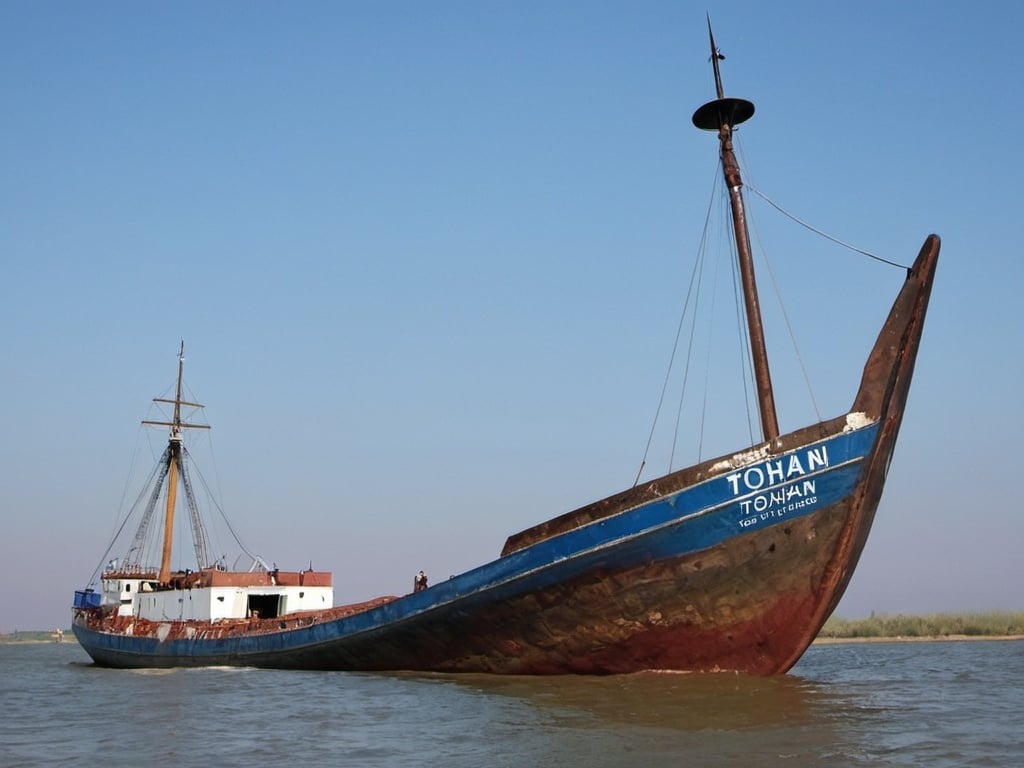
[141, 341, 211, 584]
[692, 19, 780, 443]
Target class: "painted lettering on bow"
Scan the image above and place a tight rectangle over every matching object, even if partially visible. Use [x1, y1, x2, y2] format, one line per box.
[725, 445, 829, 496]
[736, 481, 817, 527]
[729, 446, 829, 530]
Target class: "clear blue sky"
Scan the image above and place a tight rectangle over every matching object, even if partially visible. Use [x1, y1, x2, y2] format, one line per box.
[2, 2, 1021, 632]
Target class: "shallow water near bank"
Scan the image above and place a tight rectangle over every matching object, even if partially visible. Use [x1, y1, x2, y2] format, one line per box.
[1, 639, 1021, 767]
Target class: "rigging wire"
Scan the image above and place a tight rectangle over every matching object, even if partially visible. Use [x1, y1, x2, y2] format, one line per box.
[668, 178, 716, 473]
[639, 127, 904, 481]
[694, 195, 724, 464]
[632, 163, 721, 487]
[749, 204, 824, 425]
[187, 443, 264, 569]
[745, 182, 910, 271]
[104, 425, 146, 549]
[179, 446, 213, 569]
[126, 449, 171, 569]
[669, 261, 701, 472]
[201, 429, 236, 567]
[83, 457, 164, 587]
[726, 201, 759, 448]
[81, 375, 268, 587]
[733, 134, 870, 424]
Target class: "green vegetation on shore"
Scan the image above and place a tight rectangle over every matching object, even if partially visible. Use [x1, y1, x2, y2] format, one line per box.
[0, 630, 68, 643]
[820, 611, 1024, 639]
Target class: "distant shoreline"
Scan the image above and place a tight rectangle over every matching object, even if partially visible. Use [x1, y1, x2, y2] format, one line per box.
[813, 634, 1024, 645]
[0, 639, 76, 645]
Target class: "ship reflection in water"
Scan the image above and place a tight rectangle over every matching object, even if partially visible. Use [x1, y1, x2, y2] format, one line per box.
[2, 641, 1021, 767]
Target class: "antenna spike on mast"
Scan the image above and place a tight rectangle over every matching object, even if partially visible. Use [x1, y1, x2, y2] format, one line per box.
[706, 14, 726, 98]
[692, 17, 754, 131]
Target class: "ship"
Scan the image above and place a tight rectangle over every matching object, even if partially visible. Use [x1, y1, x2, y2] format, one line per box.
[72, 25, 939, 673]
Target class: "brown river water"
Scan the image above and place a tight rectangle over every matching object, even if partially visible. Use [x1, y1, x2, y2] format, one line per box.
[1, 639, 1021, 766]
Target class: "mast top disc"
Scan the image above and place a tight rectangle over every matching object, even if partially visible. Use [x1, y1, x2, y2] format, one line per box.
[692, 97, 755, 131]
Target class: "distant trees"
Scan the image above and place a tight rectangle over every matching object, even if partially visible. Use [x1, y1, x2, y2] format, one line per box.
[819, 611, 1024, 639]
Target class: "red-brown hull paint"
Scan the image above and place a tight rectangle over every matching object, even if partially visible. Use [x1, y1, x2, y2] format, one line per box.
[73, 237, 938, 675]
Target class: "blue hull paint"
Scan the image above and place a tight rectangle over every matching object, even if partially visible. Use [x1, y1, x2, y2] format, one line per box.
[74, 423, 877, 667]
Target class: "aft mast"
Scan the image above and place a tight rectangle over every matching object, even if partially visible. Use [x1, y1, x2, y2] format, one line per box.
[692, 19, 780, 443]
[141, 341, 211, 584]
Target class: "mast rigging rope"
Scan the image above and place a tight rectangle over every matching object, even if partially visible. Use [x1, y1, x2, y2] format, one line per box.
[745, 182, 910, 271]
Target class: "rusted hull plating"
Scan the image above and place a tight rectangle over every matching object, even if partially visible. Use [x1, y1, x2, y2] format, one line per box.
[74, 503, 847, 673]
[73, 237, 938, 674]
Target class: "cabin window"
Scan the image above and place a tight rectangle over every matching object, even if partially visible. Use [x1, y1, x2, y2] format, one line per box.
[247, 594, 281, 619]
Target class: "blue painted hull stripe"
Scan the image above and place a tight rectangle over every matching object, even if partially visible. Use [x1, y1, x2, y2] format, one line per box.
[75, 423, 878, 661]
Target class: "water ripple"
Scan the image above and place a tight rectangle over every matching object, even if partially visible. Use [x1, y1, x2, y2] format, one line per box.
[0, 639, 1020, 767]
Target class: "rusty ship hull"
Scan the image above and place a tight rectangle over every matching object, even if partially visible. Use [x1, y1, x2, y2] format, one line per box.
[72, 236, 938, 674]
[72, 22, 940, 673]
